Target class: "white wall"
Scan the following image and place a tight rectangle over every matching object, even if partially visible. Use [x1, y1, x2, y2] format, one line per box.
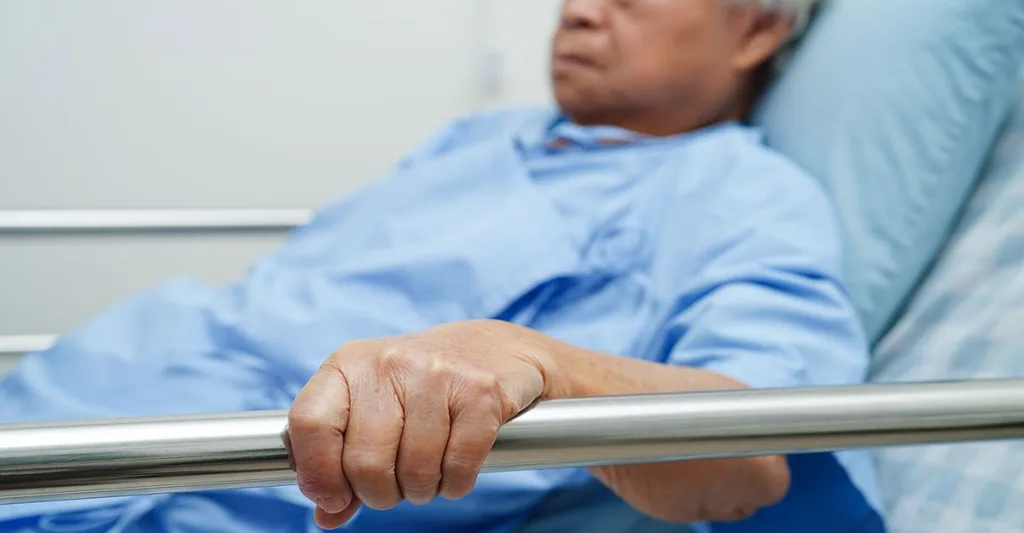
[0, 0, 562, 370]
[0, 0, 484, 210]
[487, 1, 560, 108]
[0, 0, 483, 338]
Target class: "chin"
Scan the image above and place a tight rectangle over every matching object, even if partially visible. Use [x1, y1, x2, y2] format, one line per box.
[552, 81, 595, 116]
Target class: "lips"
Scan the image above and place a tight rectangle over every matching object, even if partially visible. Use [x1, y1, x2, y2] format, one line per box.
[552, 52, 600, 76]
[554, 52, 597, 67]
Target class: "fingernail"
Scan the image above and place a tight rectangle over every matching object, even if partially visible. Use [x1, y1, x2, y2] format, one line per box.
[317, 496, 350, 515]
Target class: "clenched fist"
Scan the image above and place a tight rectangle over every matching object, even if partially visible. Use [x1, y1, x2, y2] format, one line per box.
[286, 320, 564, 529]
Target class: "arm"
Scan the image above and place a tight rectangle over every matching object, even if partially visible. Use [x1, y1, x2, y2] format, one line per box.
[546, 163, 869, 524]
[543, 340, 791, 523]
[288, 320, 788, 529]
[286, 162, 868, 529]
[288, 281, 861, 530]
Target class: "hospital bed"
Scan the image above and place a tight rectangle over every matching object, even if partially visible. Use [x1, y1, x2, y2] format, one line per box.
[2, 0, 1024, 531]
[2, 89, 1024, 530]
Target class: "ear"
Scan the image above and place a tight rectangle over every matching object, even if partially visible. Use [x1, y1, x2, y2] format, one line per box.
[729, 8, 794, 72]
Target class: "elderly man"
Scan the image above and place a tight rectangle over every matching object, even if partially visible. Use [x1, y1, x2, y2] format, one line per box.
[0, 0, 884, 532]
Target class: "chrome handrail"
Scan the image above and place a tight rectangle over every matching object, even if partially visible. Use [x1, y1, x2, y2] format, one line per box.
[0, 209, 312, 232]
[1, 379, 1022, 505]
[0, 335, 56, 356]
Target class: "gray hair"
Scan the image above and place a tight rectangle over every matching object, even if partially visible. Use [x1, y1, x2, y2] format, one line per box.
[751, 0, 820, 40]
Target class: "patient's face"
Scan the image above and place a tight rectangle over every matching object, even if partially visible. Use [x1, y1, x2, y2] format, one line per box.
[551, 0, 782, 133]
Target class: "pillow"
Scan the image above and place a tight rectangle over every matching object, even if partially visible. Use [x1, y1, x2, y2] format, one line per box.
[869, 78, 1024, 533]
[753, 0, 1024, 342]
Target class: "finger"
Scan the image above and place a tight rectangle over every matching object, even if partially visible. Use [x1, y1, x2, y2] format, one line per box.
[396, 372, 451, 505]
[343, 374, 405, 510]
[288, 361, 354, 514]
[314, 497, 363, 530]
[439, 392, 502, 500]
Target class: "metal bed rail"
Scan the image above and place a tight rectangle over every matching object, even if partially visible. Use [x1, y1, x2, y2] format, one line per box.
[0, 335, 56, 357]
[0, 209, 312, 233]
[1, 379, 1022, 505]
[0, 207, 309, 366]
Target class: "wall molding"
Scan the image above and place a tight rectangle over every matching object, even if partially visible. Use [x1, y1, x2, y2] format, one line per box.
[0, 209, 312, 233]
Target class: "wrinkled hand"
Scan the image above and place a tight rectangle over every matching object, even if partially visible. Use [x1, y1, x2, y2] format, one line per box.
[286, 320, 563, 529]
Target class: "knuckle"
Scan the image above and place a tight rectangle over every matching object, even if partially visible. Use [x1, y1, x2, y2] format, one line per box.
[424, 358, 455, 381]
[471, 392, 503, 417]
[477, 422, 501, 444]
[377, 346, 415, 374]
[322, 346, 356, 370]
[467, 370, 499, 391]
[295, 474, 328, 499]
[337, 338, 373, 354]
[330, 340, 379, 370]
[287, 407, 326, 435]
[344, 450, 394, 482]
[318, 353, 345, 372]
[363, 495, 402, 511]
[439, 470, 478, 500]
[454, 371, 499, 400]
[399, 465, 442, 493]
[442, 450, 485, 480]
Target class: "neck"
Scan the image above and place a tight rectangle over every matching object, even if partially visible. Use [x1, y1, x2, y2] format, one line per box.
[567, 95, 747, 138]
[565, 71, 762, 136]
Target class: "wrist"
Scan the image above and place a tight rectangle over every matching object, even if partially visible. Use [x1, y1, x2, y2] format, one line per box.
[531, 333, 584, 400]
[477, 319, 578, 400]
[538, 344, 573, 401]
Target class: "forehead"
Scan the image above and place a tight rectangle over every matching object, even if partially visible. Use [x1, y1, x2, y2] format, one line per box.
[576, 0, 722, 31]
[598, 0, 742, 27]
[628, 0, 721, 15]
[600, 0, 811, 41]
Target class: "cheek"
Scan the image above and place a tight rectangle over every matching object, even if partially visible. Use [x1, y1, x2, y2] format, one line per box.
[630, 53, 681, 81]
[612, 52, 691, 99]
[611, 28, 700, 92]
[621, 29, 727, 98]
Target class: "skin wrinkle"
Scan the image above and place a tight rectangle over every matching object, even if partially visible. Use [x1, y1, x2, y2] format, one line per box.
[290, 359, 353, 512]
[287, 0, 819, 528]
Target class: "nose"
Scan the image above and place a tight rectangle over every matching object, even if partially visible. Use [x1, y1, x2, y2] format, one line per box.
[559, 0, 610, 30]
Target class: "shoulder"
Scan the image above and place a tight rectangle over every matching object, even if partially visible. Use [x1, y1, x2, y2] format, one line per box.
[712, 124, 833, 216]
[665, 124, 845, 274]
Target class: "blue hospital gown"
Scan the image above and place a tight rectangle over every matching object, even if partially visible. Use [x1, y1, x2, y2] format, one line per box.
[0, 108, 886, 533]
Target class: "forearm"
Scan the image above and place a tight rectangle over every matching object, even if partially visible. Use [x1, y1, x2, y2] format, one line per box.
[541, 336, 791, 523]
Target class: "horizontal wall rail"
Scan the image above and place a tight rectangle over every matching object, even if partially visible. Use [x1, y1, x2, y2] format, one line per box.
[0, 335, 56, 356]
[0, 209, 312, 232]
[1, 379, 1023, 505]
